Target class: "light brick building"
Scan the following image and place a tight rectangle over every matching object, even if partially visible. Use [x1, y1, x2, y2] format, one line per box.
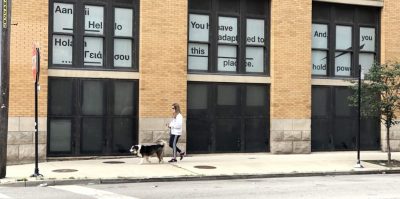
[5, 0, 400, 164]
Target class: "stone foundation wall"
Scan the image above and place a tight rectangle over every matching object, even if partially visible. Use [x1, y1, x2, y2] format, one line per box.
[7, 117, 47, 165]
[139, 118, 187, 156]
[270, 119, 311, 154]
[381, 122, 400, 152]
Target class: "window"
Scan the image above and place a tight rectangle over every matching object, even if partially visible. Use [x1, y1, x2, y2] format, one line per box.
[188, 0, 269, 74]
[48, 78, 138, 156]
[50, 0, 138, 70]
[312, 3, 379, 78]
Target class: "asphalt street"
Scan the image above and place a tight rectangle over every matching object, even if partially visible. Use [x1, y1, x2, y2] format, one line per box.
[1, 174, 400, 199]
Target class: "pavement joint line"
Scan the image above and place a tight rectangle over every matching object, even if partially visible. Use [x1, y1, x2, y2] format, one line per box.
[170, 164, 201, 175]
[2, 169, 400, 187]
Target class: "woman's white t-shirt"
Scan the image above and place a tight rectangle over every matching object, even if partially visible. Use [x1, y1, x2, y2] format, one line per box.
[169, 113, 183, 135]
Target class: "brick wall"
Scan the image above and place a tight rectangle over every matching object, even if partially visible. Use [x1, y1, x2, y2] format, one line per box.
[270, 0, 311, 119]
[139, 0, 188, 118]
[9, 0, 48, 117]
[269, 0, 312, 153]
[381, 0, 400, 151]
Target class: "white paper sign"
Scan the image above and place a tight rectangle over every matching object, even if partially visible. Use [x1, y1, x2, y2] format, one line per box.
[189, 14, 209, 42]
[312, 24, 328, 49]
[188, 43, 208, 70]
[218, 17, 238, 44]
[53, 35, 73, 65]
[53, 3, 73, 33]
[247, 19, 264, 45]
[85, 5, 104, 34]
[218, 45, 237, 72]
[312, 50, 327, 75]
[84, 37, 103, 66]
[335, 52, 351, 76]
[114, 39, 132, 67]
[246, 47, 264, 73]
[115, 8, 133, 37]
[360, 27, 375, 52]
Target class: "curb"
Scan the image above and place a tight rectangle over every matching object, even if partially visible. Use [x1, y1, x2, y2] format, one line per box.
[2, 169, 400, 187]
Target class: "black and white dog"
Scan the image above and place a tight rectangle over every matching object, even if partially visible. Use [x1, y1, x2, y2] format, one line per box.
[129, 140, 166, 164]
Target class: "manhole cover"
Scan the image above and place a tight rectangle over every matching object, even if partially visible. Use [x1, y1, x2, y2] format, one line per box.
[248, 157, 257, 159]
[103, 161, 125, 164]
[52, 169, 78, 173]
[194, 165, 217, 169]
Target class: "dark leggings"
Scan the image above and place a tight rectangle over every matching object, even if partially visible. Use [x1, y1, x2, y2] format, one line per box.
[169, 134, 182, 159]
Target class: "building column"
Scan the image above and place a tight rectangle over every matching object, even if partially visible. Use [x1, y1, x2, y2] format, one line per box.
[138, 0, 188, 154]
[270, 0, 312, 154]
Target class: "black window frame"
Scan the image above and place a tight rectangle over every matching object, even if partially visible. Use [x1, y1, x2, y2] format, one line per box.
[49, 0, 139, 71]
[312, 2, 380, 78]
[188, 0, 270, 75]
[47, 77, 139, 156]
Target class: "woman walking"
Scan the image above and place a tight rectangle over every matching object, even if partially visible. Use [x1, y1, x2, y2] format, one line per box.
[168, 103, 185, 163]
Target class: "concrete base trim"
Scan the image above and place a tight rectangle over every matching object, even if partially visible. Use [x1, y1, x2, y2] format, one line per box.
[188, 74, 270, 84]
[48, 69, 139, 80]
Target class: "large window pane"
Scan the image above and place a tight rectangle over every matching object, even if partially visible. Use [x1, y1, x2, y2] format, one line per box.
[312, 50, 328, 75]
[245, 47, 264, 73]
[84, 37, 103, 66]
[335, 52, 351, 76]
[336, 25, 352, 50]
[246, 19, 264, 45]
[246, 85, 266, 106]
[53, 3, 73, 33]
[114, 82, 134, 116]
[85, 5, 104, 35]
[189, 14, 209, 42]
[188, 84, 208, 109]
[360, 27, 375, 52]
[217, 85, 237, 105]
[53, 35, 73, 65]
[218, 17, 238, 44]
[81, 118, 103, 153]
[82, 81, 104, 115]
[114, 39, 132, 67]
[188, 43, 208, 70]
[218, 45, 237, 72]
[359, 53, 375, 79]
[50, 79, 73, 115]
[49, 119, 71, 152]
[113, 118, 135, 153]
[312, 24, 328, 49]
[312, 87, 329, 117]
[335, 87, 354, 117]
[114, 8, 133, 37]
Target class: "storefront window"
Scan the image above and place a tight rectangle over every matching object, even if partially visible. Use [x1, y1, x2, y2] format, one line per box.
[312, 3, 379, 78]
[188, 0, 269, 75]
[50, 0, 138, 70]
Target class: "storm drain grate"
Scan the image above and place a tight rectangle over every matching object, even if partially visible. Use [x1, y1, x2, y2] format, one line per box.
[103, 161, 126, 164]
[52, 169, 78, 173]
[194, 165, 217, 169]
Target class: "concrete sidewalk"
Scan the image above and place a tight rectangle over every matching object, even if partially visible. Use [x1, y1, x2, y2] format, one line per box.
[1, 151, 399, 187]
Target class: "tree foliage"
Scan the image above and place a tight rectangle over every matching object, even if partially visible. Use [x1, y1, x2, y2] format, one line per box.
[348, 61, 400, 163]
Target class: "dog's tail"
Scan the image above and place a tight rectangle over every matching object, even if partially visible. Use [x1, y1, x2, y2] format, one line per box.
[156, 139, 167, 147]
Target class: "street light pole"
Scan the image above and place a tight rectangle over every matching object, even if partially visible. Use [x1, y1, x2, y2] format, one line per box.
[355, 64, 363, 168]
[0, 0, 12, 179]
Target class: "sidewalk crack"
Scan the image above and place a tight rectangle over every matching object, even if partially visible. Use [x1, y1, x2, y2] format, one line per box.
[171, 164, 201, 175]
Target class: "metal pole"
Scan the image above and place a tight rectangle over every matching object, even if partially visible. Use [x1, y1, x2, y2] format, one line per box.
[31, 48, 42, 177]
[355, 64, 363, 168]
[0, 0, 12, 179]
